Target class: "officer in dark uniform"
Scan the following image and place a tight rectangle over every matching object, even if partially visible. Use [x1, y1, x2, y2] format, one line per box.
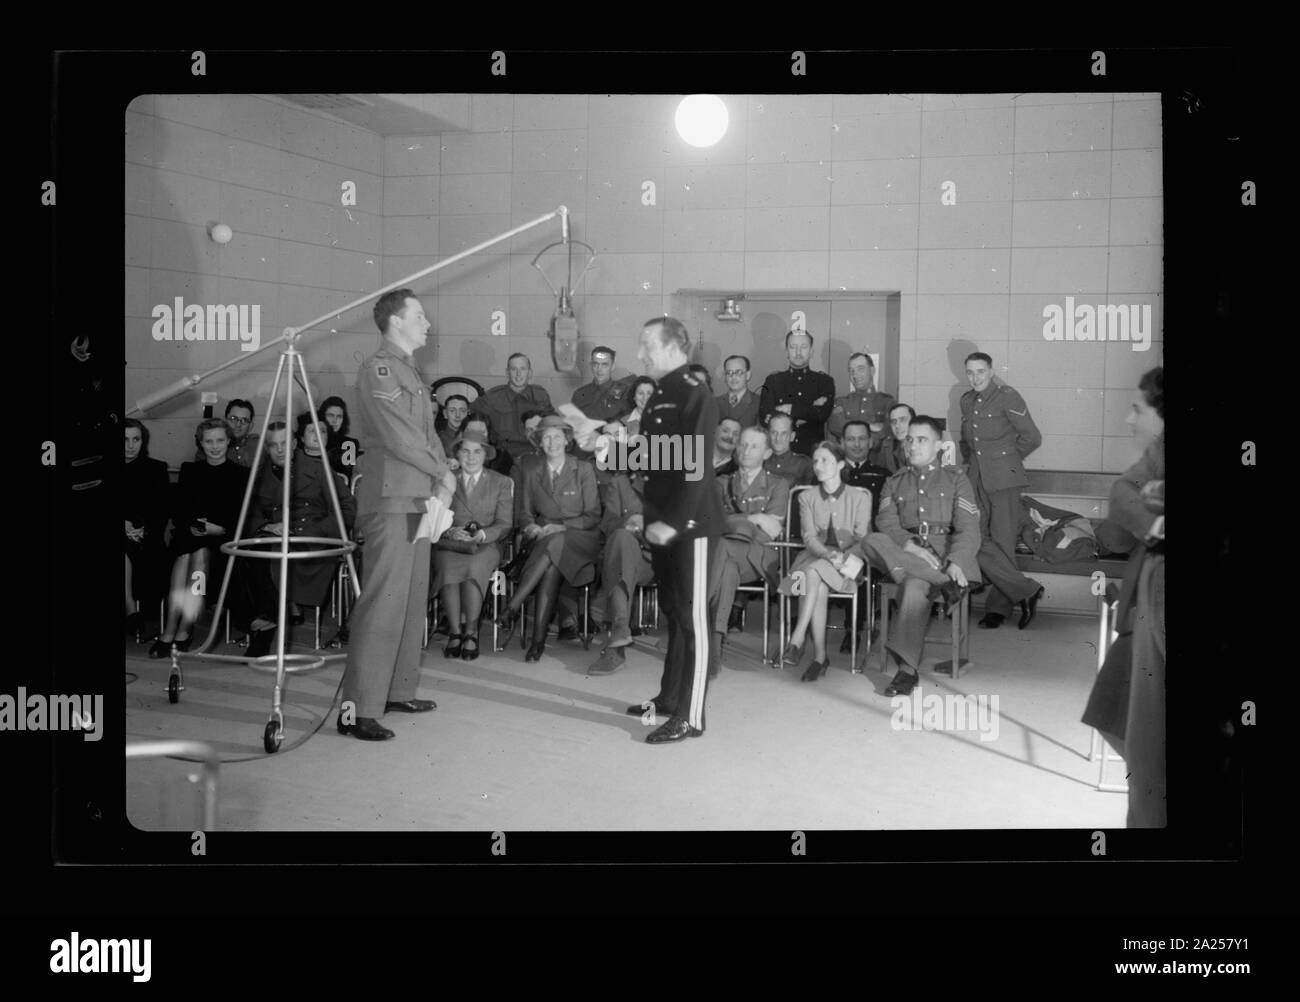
[339, 289, 457, 741]
[758, 329, 837, 456]
[622, 317, 726, 743]
[958, 352, 1045, 629]
[862, 416, 982, 696]
[827, 352, 896, 450]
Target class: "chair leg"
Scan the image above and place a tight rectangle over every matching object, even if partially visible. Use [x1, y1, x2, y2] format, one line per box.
[761, 584, 770, 665]
[878, 586, 892, 673]
[314, 606, 322, 650]
[582, 586, 591, 650]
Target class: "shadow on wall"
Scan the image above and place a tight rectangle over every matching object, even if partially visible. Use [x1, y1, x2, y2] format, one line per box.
[945, 339, 979, 439]
[750, 310, 794, 379]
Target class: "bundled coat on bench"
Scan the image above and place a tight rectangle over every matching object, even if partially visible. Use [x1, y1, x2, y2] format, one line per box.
[1019, 495, 1098, 563]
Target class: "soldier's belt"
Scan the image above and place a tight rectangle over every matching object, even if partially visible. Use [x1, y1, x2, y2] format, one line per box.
[904, 523, 951, 536]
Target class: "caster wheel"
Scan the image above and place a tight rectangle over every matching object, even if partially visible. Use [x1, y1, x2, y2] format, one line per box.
[263, 720, 281, 754]
[167, 676, 179, 704]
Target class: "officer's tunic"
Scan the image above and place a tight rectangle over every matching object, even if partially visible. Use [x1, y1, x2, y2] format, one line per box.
[713, 467, 788, 634]
[960, 378, 1043, 617]
[343, 341, 452, 720]
[827, 387, 896, 446]
[716, 388, 761, 431]
[758, 367, 837, 456]
[863, 460, 982, 671]
[572, 375, 636, 427]
[471, 382, 553, 458]
[640, 364, 727, 729]
[764, 450, 814, 485]
[590, 472, 654, 631]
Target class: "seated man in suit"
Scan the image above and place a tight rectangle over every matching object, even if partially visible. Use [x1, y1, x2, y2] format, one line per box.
[711, 426, 789, 672]
[861, 416, 981, 697]
[587, 470, 654, 675]
[716, 355, 761, 430]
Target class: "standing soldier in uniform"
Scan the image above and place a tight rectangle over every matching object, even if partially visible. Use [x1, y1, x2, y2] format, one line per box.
[470, 352, 553, 460]
[758, 329, 837, 456]
[623, 317, 726, 743]
[862, 416, 982, 696]
[959, 352, 1045, 629]
[827, 352, 895, 451]
[339, 289, 457, 741]
[571, 345, 636, 448]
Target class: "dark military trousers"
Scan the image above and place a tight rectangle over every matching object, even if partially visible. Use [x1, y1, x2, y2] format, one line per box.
[712, 539, 767, 634]
[590, 529, 653, 633]
[973, 477, 1039, 617]
[342, 511, 430, 719]
[862, 532, 951, 671]
[650, 534, 719, 729]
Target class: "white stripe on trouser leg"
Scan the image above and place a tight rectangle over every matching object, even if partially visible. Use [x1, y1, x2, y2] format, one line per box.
[688, 537, 708, 728]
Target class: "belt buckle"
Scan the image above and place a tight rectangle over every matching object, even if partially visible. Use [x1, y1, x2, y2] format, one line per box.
[918, 521, 930, 538]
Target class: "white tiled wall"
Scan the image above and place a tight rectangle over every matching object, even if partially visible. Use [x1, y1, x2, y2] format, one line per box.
[127, 93, 1163, 472]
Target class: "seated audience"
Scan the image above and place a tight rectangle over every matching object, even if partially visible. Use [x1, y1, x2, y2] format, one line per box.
[861, 416, 982, 696]
[495, 416, 602, 662]
[712, 427, 789, 669]
[624, 376, 657, 438]
[869, 402, 914, 473]
[763, 412, 814, 485]
[222, 398, 261, 468]
[153, 418, 250, 658]
[318, 395, 364, 481]
[717, 355, 761, 430]
[779, 441, 873, 681]
[463, 413, 514, 477]
[124, 418, 170, 635]
[712, 416, 742, 475]
[431, 430, 514, 662]
[436, 393, 471, 457]
[840, 419, 891, 497]
[586, 471, 654, 675]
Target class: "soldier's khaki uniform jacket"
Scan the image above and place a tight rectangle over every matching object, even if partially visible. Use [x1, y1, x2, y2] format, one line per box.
[874, 460, 983, 581]
[353, 342, 451, 515]
[827, 387, 896, 446]
[959, 379, 1042, 492]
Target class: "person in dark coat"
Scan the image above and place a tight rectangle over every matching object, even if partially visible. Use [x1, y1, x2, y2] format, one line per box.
[1082, 366, 1165, 828]
[319, 395, 364, 484]
[495, 416, 601, 662]
[758, 329, 837, 456]
[152, 418, 250, 657]
[435, 393, 471, 457]
[431, 431, 514, 661]
[124, 418, 170, 635]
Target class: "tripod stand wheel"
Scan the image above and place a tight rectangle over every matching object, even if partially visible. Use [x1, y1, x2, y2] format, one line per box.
[263, 719, 282, 754]
[167, 675, 179, 704]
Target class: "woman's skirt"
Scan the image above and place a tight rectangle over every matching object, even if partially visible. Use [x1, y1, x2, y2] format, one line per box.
[521, 527, 601, 587]
[431, 543, 502, 594]
[784, 547, 859, 594]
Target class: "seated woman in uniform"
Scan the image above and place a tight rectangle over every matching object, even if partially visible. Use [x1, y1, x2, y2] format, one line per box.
[624, 376, 657, 438]
[318, 395, 363, 482]
[436, 393, 471, 457]
[124, 418, 170, 638]
[431, 430, 514, 661]
[152, 418, 250, 658]
[462, 412, 514, 478]
[495, 415, 601, 662]
[779, 440, 873, 681]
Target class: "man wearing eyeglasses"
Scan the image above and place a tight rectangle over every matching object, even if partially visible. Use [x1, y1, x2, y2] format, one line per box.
[223, 399, 261, 468]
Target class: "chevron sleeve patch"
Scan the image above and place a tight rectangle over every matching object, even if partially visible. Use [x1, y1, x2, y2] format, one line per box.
[371, 387, 402, 402]
[957, 497, 979, 515]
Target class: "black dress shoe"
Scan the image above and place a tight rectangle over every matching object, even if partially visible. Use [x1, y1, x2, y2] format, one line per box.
[246, 627, 275, 659]
[801, 659, 829, 682]
[626, 699, 675, 717]
[148, 639, 171, 659]
[524, 640, 546, 662]
[883, 669, 919, 697]
[461, 635, 480, 661]
[444, 633, 464, 658]
[337, 716, 395, 740]
[173, 635, 192, 652]
[977, 613, 1005, 629]
[726, 606, 745, 633]
[1018, 585, 1045, 630]
[646, 715, 703, 743]
[556, 623, 579, 642]
[385, 699, 437, 713]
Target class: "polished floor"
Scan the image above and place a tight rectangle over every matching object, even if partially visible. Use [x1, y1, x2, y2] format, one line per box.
[125, 604, 1128, 831]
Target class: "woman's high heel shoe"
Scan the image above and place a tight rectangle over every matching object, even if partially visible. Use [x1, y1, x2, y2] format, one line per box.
[782, 638, 805, 666]
[800, 659, 829, 682]
[444, 633, 464, 658]
[173, 635, 192, 652]
[149, 638, 172, 659]
[461, 635, 480, 661]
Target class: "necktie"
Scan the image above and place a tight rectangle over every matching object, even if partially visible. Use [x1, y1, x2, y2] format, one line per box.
[550, 467, 560, 490]
[465, 474, 477, 494]
[730, 393, 740, 406]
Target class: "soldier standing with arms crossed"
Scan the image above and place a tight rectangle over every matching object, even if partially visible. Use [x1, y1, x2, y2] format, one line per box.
[338, 289, 457, 741]
[622, 317, 726, 743]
